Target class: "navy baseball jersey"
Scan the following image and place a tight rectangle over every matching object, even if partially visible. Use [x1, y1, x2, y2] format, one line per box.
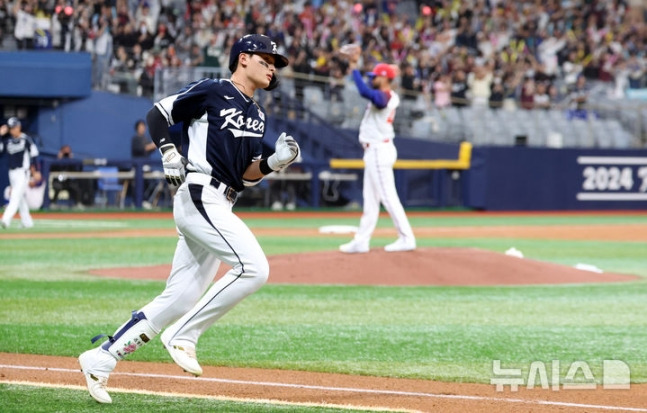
[155, 78, 265, 192]
[1, 133, 39, 170]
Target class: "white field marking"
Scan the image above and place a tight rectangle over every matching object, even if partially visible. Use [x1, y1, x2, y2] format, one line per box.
[0, 380, 409, 413]
[318, 225, 358, 234]
[1, 365, 647, 412]
[35, 219, 128, 228]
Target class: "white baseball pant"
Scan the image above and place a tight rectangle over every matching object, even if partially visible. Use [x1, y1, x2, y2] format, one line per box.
[2, 168, 33, 228]
[353, 142, 414, 244]
[139, 173, 269, 346]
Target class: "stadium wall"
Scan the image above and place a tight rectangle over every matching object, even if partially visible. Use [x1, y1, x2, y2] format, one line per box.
[0, 52, 91, 98]
[466, 146, 647, 210]
[35, 91, 154, 160]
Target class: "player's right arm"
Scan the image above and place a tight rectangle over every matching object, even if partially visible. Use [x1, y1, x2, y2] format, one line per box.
[146, 106, 171, 149]
[351, 70, 389, 108]
[148, 78, 213, 148]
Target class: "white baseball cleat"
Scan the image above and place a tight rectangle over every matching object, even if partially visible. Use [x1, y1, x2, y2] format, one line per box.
[339, 240, 369, 254]
[384, 238, 416, 252]
[78, 348, 117, 404]
[161, 333, 203, 376]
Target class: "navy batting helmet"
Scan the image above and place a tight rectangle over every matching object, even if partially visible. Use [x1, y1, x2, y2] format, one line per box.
[7, 117, 21, 128]
[228, 34, 289, 72]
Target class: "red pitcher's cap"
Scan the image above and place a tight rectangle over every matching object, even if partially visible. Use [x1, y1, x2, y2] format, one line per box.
[371, 63, 396, 80]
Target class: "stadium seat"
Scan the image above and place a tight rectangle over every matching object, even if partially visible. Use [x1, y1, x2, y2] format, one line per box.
[95, 167, 125, 208]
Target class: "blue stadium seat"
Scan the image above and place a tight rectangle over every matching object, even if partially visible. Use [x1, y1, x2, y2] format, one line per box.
[96, 166, 125, 208]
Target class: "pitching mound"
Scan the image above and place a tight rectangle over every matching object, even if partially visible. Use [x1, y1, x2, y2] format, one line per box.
[89, 247, 636, 286]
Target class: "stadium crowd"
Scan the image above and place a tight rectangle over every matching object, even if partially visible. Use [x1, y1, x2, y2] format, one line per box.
[0, 0, 645, 110]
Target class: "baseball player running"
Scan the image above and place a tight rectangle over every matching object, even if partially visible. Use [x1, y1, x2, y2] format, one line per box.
[1, 117, 39, 229]
[78, 34, 300, 404]
[338, 46, 416, 253]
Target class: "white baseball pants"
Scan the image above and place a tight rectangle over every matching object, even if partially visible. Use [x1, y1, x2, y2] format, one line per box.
[2, 168, 33, 228]
[140, 173, 269, 346]
[353, 142, 414, 244]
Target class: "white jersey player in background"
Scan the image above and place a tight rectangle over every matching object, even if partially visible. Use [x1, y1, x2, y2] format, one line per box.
[1, 117, 39, 229]
[338, 46, 416, 253]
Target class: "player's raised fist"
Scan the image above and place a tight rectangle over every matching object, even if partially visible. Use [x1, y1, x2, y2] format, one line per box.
[268, 132, 300, 171]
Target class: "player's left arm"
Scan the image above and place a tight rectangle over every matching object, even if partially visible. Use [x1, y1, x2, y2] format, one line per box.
[243, 132, 300, 182]
[242, 155, 264, 187]
[27, 135, 39, 167]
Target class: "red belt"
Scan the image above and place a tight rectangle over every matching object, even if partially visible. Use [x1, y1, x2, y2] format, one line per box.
[362, 139, 391, 149]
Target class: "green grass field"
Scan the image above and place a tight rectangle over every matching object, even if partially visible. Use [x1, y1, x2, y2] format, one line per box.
[1, 210, 646, 411]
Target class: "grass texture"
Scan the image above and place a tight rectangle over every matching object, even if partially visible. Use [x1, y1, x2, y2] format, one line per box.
[0, 210, 646, 410]
[0, 383, 370, 412]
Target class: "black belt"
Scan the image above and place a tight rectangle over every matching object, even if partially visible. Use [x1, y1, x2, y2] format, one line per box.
[187, 172, 239, 203]
[211, 176, 239, 203]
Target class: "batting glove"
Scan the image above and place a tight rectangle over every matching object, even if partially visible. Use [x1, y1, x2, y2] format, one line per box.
[160, 144, 188, 186]
[267, 133, 300, 171]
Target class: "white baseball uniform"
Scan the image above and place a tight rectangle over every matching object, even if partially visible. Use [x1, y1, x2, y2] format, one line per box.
[1, 132, 39, 228]
[344, 69, 415, 250]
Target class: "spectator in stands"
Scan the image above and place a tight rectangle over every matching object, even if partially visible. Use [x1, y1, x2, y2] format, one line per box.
[611, 57, 630, 100]
[519, 77, 536, 110]
[129, 42, 145, 73]
[109, 45, 137, 94]
[467, 62, 494, 106]
[138, 49, 162, 98]
[450, 69, 469, 107]
[13, 0, 35, 49]
[328, 58, 346, 102]
[90, 7, 113, 89]
[152, 21, 174, 51]
[187, 42, 204, 67]
[291, 49, 311, 115]
[174, 25, 195, 64]
[567, 75, 591, 119]
[202, 32, 222, 68]
[501, 70, 524, 111]
[547, 84, 562, 109]
[626, 52, 646, 89]
[129, 118, 157, 208]
[50, 144, 84, 209]
[433, 73, 452, 109]
[135, 2, 156, 39]
[562, 50, 584, 90]
[52, 0, 74, 51]
[113, 22, 138, 50]
[489, 78, 505, 110]
[0, 0, 8, 47]
[533, 81, 551, 110]
[130, 119, 155, 159]
[400, 62, 421, 102]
